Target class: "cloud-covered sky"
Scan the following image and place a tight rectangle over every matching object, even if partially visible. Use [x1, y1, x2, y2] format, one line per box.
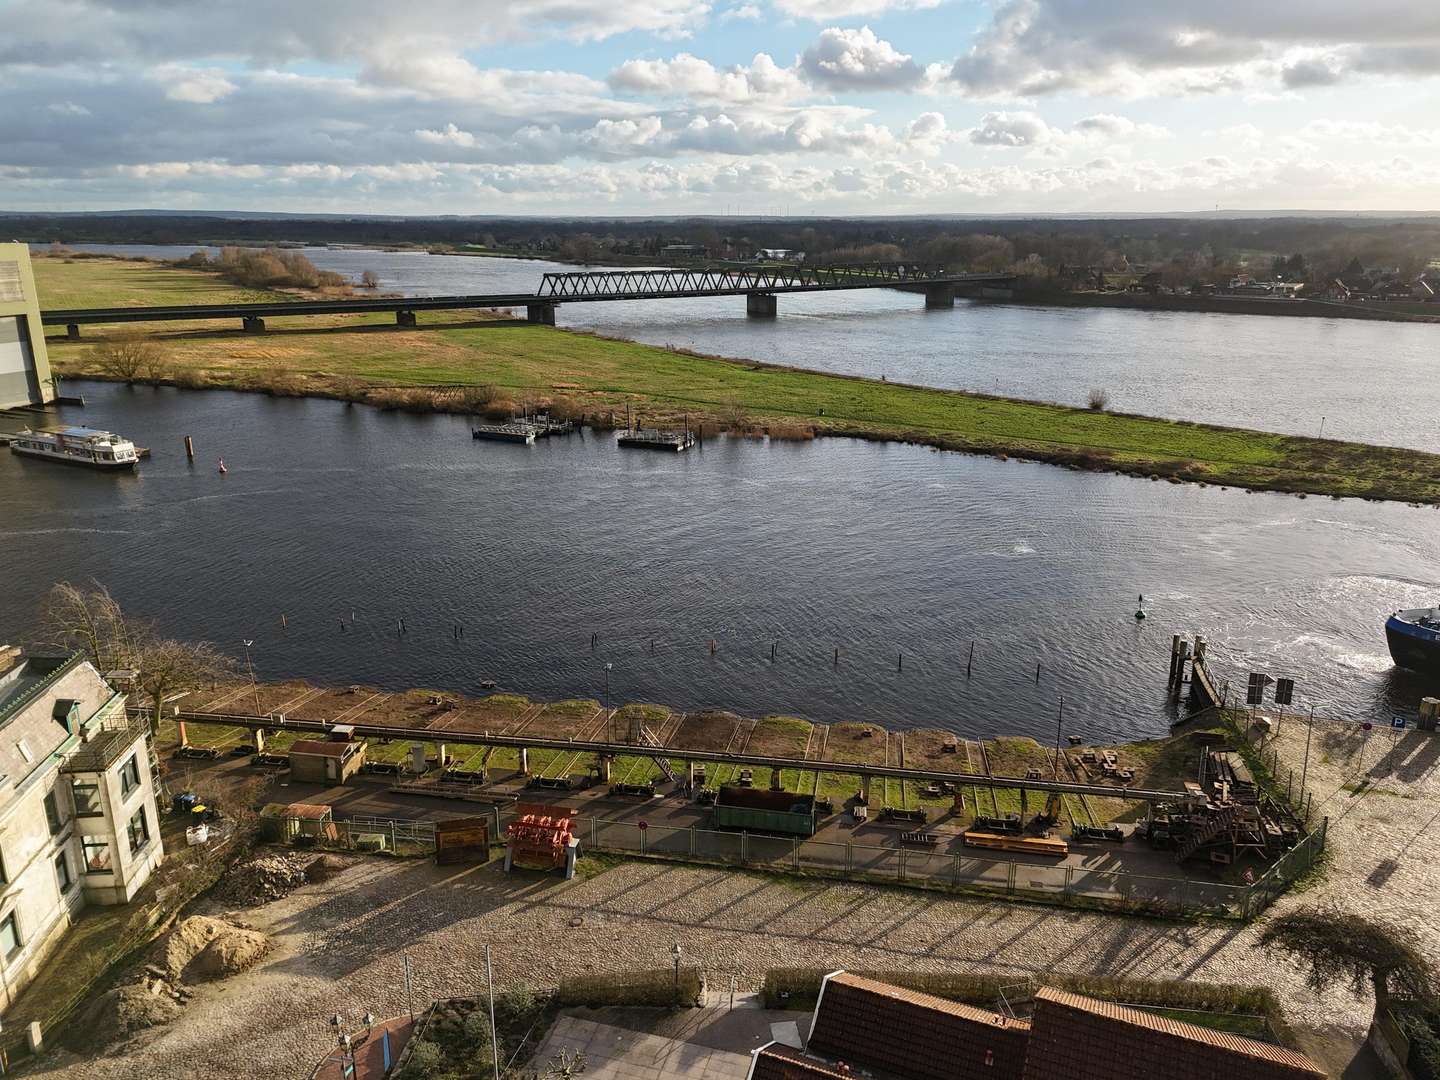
[3, 0, 1439, 214]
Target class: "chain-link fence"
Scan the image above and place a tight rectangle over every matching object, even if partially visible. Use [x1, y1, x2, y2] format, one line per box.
[275, 806, 1324, 919]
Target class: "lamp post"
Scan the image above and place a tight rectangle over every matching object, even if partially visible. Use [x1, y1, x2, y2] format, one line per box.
[242, 639, 260, 715]
[671, 942, 682, 1006]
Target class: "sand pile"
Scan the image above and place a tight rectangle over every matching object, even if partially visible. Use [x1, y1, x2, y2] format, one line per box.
[72, 983, 184, 1052]
[156, 915, 272, 983]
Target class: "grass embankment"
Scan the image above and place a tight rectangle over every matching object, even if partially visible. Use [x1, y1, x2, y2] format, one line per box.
[37, 257, 1440, 504]
[33, 256, 291, 309]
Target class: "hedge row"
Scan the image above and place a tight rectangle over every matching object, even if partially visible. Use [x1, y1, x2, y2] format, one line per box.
[555, 966, 704, 1009]
[760, 968, 1292, 1046]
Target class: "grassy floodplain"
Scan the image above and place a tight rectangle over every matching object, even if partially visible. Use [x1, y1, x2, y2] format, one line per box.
[34, 255, 1440, 504]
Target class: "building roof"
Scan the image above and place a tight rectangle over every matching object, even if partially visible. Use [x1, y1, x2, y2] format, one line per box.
[0, 655, 117, 807]
[807, 972, 1031, 1080]
[1022, 987, 1326, 1080]
[288, 740, 353, 757]
[751, 1044, 854, 1080]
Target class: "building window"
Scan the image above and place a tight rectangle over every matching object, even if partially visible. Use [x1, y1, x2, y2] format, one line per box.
[55, 851, 72, 894]
[126, 806, 150, 855]
[44, 790, 65, 835]
[83, 838, 111, 874]
[71, 781, 102, 817]
[119, 754, 141, 797]
[15, 740, 32, 764]
[0, 912, 20, 960]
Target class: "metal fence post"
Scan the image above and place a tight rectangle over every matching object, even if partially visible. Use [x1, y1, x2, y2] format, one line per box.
[741, 832, 748, 865]
[951, 854, 961, 887]
[641, 827, 648, 856]
[898, 849, 906, 881]
[845, 843, 853, 873]
[1006, 861, 1016, 895]
[1064, 867, 1073, 895]
[591, 816, 597, 849]
[689, 826, 695, 856]
[390, 820, 397, 852]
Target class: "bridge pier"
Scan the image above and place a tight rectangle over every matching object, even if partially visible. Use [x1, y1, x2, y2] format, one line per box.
[526, 303, 556, 326]
[242, 315, 266, 334]
[745, 292, 777, 318]
[924, 283, 955, 309]
[597, 754, 614, 783]
[396, 310, 416, 327]
[66, 323, 80, 341]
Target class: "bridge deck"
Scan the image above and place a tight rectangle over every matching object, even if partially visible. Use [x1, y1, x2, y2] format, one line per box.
[41, 264, 1016, 326]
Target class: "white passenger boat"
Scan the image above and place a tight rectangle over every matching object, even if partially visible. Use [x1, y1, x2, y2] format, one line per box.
[8, 426, 139, 470]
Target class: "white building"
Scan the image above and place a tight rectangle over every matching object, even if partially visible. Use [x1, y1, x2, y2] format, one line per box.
[0, 650, 164, 1008]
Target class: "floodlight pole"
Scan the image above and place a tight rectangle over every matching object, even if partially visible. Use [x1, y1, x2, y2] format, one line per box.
[1300, 705, 1314, 802]
[485, 944, 500, 1080]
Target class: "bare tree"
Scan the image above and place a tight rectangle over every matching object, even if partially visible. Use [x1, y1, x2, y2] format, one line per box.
[359, 270, 380, 289]
[1257, 907, 1433, 1020]
[91, 334, 164, 383]
[134, 637, 235, 735]
[42, 581, 137, 672]
[42, 582, 235, 733]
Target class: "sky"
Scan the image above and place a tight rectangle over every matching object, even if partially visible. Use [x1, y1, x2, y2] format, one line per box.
[3, 0, 1440, 215]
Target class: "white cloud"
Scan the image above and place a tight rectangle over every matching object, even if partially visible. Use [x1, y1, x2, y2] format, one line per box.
[774, 0, 944, 19]
[947, 0, 1440, 99]
[800, 26, 926, 90]
[46, 101, 91, 116]
[968, 110, 1051, 147]
[720, 4, 762, 20]
[609, 52, 806, 102]
[415, 123, 477, 148]
[157, 65, 237, 104]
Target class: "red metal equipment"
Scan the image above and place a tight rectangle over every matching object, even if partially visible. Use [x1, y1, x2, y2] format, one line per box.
[506, 804, 577, 870]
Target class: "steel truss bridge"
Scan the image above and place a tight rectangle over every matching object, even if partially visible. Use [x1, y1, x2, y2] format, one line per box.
[41, 263, 1017, 335]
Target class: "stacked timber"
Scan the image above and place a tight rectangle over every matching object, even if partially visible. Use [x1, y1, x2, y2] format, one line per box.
[1206, 751, 1256, 802]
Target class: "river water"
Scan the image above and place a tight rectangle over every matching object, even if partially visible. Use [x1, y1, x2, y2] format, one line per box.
[61, 243, 1440, 452]
[4, 244, 1436, 740]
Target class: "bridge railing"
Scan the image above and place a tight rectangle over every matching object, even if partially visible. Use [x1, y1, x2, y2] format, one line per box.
[536, 263, 954, 298]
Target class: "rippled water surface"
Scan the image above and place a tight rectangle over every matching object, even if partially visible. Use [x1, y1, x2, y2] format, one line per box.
[3, 382, 1438, 740]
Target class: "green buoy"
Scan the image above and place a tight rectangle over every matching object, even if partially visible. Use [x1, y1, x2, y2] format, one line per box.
[1135, 593, 1146, 620]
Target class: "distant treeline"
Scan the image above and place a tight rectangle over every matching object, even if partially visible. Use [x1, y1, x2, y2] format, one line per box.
[9, 212, 1440, 284]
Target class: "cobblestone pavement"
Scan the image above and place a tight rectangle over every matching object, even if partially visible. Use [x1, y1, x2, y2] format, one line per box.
[30, 721, 1440, 1080]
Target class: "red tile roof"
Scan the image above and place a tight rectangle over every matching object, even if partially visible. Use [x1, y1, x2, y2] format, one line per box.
[1022, 987, 1326, 1080]
[807, 972, 1031, 1080]
[751, 1045, 855, 1080]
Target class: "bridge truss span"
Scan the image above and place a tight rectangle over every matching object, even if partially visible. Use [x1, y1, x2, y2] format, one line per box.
[537, 262, 968, 300]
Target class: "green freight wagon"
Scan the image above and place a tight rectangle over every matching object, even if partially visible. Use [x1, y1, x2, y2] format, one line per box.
[714, 785, 816, 837]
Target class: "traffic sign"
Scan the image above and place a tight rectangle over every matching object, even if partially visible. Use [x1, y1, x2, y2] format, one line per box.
[1392, 716, 1408, 730]
[1246, 672, 1268, 706]
[1274, 678, 1295, 706]
[638, 820, 649, 831]
[1362, 722, 1373, 732]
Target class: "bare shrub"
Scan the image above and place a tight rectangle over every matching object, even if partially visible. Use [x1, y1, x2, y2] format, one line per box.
[360, 270, 380, 289]
[767, 423, 815, 441]
[262, 372, 307, 396]
[330, 375, 366, 401]
[91, 334, 164, 383]
[457, 384, 508, 412]
[1087, 388, 1110, 411]
[547, 395, 581, 420]
[481, 396, 517, 419]
[170, 369, 216, 390]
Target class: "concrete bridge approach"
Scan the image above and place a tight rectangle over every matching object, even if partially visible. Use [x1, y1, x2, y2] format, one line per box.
[42, 263, 1018, 336]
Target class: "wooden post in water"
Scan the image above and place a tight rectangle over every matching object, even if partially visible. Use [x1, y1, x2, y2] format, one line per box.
[770, 642, 777, 663]
[709, 639, 717, 655]
[184, 435, 195, 460]
[280, 613, 287, 631]
[833, 647, 839, 667]
[897, 652, 903, 673]
[1035, 661, 1041, 684]
[967, 642, 974, 678]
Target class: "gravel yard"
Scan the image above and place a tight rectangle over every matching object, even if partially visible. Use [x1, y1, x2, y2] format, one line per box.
[28, 719, 1440, 1080]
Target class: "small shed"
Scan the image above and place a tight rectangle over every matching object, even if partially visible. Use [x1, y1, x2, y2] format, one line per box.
[288, 738, 366, 784]
[259, 801, 338, 842]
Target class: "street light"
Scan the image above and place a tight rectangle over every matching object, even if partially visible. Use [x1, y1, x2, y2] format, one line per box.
[242, 639, 261, 715]
[671, 942, 683, 1005]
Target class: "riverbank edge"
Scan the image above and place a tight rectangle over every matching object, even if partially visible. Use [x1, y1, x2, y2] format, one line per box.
[48, 330, 1440, 507]
[990, 288, 1440, 324]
